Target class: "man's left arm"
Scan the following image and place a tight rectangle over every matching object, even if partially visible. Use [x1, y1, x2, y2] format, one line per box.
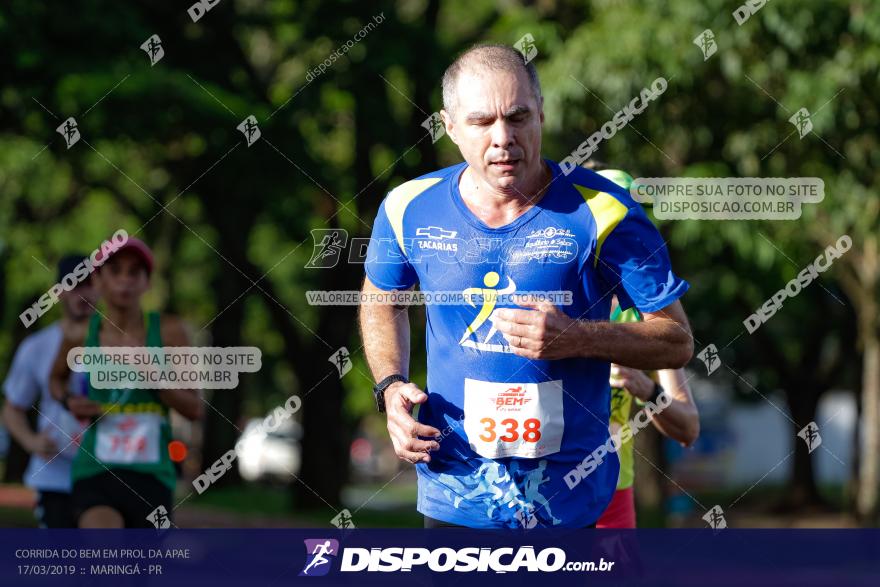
[492, 195, 692, 369]
[491, 298, 692, 369]
[580, 299, 692, 368]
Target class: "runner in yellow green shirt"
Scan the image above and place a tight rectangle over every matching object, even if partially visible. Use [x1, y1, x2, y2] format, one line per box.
[590, 167, 701, 528]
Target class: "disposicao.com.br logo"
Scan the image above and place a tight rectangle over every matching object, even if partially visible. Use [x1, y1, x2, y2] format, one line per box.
[299, 540, 614, 575]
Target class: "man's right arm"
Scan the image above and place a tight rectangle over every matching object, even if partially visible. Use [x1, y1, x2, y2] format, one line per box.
[359, 276, 440, 464]
[359, 276, 412, 384]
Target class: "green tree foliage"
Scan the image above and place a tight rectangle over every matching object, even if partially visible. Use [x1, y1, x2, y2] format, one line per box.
[1, 0, 876, 522]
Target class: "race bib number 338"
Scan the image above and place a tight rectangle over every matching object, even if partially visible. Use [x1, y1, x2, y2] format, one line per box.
[463, 378, 564, 459]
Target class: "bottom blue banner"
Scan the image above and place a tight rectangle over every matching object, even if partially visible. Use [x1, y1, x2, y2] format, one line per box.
[1, 529, 877, 586]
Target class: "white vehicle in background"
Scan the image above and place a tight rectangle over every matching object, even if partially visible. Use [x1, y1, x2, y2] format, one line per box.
[237, 417, 302, 482]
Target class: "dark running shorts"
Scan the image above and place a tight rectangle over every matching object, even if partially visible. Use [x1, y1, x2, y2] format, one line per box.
[72, 469, 173, 528]
[35, 491, 77, 528]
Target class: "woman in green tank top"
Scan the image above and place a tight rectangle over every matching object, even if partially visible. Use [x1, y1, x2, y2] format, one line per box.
[50, 238, 203, 528]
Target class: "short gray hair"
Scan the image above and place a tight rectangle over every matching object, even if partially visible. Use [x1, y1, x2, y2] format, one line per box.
[441, 43, 542, 117]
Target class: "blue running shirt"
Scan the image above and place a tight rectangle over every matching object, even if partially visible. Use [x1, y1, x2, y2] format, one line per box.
[365, 159, 688, 528]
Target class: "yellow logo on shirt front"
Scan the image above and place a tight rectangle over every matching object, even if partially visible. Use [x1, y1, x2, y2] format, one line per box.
[459, 271, 516, 353]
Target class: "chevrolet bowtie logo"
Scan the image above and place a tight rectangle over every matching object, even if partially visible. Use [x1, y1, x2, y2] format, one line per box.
[416, 226, 457, 239]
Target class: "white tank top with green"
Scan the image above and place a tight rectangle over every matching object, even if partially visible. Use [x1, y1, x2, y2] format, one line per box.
[71, 312, 176, 491]
[609, 305, 642, 490]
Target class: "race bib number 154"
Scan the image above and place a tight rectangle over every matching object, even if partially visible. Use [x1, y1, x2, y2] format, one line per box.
[463, 378, 564, 459]
[95, 414, 161, 465]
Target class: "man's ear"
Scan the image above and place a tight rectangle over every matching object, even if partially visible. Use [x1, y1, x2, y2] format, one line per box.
[539, 96, 545, 125]
[440, 109, 457, 145]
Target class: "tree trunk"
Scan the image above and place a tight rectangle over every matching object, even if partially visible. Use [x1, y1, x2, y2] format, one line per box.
[291, 217, 359, 510]
[293, 347, 349, 510]
[856, 332, 880, 522]
[198, 195, 253, 487]
[847, 235, 879, 524]
[781, 384, 827, 511]
[199, 295, 247, 488]
[750, 305, 833, 512]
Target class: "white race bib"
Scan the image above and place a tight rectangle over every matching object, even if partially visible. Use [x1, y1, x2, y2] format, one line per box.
[463, 378, 564, 459]
[95, 414, 161, 464]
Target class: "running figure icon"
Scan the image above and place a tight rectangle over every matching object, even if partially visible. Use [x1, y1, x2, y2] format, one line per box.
[302, 540, 335, 575]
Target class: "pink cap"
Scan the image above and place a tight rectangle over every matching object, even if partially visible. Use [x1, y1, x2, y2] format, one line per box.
[95, 236, 154, 274]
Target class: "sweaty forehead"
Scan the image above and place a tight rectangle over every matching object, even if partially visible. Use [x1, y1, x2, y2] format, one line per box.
[453, 67, 536, 115]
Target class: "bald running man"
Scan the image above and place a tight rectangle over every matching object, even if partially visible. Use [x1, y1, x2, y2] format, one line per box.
[359, 44, 692, 528]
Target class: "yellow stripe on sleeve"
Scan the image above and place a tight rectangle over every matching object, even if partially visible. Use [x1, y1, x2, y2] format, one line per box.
[574, 184, 629, 267]
[385, 177, 444, 251]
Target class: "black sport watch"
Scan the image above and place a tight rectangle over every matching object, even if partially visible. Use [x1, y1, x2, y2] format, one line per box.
[373, 374, 408, 413]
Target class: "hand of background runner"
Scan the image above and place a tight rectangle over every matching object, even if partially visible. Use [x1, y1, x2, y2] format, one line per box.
[609, 364, 654, 401]
[384, 381, 441, 464]
[491, 296, 580, 360]
[66, 395, 102, 419]
[26, 432, 59, 460]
